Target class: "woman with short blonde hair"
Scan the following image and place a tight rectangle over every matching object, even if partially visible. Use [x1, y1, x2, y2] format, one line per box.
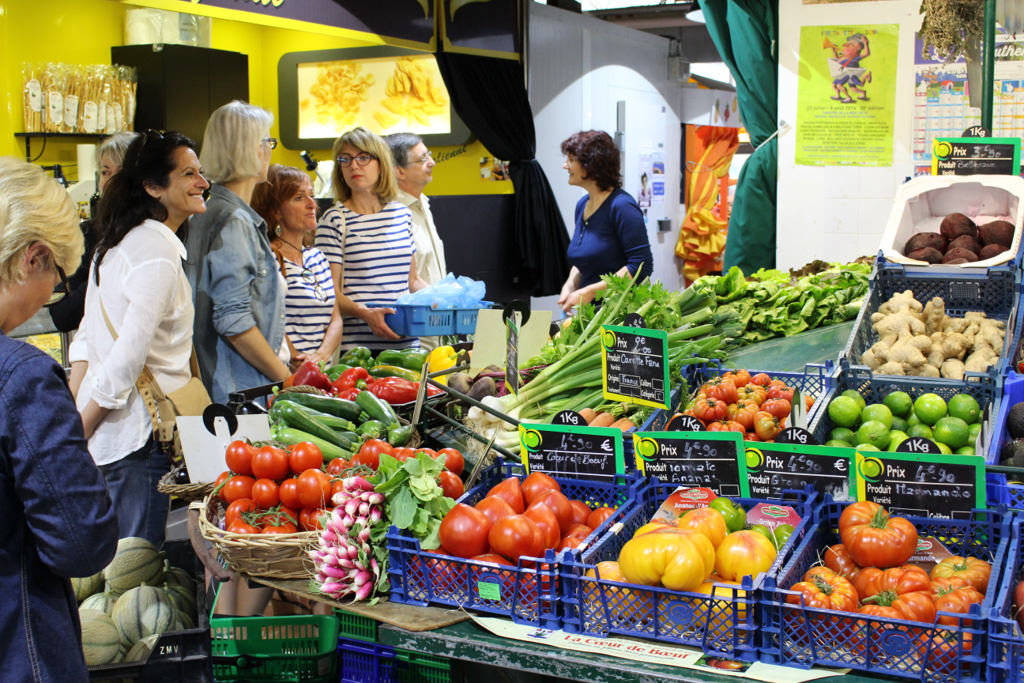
[200, 100, 275, 184]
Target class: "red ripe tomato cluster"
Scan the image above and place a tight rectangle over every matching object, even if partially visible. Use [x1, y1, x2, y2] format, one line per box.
[435, 471, 617, 566]
[680, 370, 814, 442]
[344, 440, 465, 499]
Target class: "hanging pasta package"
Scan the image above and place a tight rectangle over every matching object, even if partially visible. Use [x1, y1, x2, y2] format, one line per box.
[42, 63, 68, 133]
[21, 62, 137, 135]
[22, 64, 44, 133]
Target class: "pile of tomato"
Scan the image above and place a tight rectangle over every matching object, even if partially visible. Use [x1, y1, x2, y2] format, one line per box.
[680, 370, 814, 441]
[342, 438, 465, 500]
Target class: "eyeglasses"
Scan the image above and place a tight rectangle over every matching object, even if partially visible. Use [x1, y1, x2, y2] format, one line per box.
[262, 137, 278, 150]
[409, 150, 433, 165]
[301, 268, 328, 303]
[336, 153, 376, 167]
[45, 264, 70, 307]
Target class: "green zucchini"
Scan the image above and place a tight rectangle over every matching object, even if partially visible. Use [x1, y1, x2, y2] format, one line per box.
[387, 423, 414, 447]
[357, 420, 386, 439]
[273, 391, 362, 422]
[270, 424, 353, 461]
[355, 389, 400, 427]
[269, 400, 353, 449]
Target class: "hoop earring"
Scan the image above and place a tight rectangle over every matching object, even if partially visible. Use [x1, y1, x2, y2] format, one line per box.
[275, 224, 282, 236]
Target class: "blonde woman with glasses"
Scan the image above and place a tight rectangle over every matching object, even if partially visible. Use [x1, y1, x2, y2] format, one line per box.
[252, 164, 339, 368]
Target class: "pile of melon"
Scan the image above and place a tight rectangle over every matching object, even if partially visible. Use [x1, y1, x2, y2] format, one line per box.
[74, 537, 199, 667]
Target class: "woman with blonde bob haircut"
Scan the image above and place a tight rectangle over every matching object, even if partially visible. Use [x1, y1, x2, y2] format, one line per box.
[185, 100, 290, 404]
[0, 157, 118, 682]
[315, 126, 426, 352]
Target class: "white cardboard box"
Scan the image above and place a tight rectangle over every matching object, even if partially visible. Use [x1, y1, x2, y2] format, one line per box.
[879, 174, 1024, 270]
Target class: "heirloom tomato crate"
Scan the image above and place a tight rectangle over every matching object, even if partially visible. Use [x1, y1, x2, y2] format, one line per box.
[761, 498, 1010, 683]
[987, 512, 1024, 683]
[386, 458, 642, 627]
[558, 479, 817, 661]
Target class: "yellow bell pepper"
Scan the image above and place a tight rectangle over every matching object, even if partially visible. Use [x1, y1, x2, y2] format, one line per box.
[617, 528, 715, 591]
[427, 345, 458, 385]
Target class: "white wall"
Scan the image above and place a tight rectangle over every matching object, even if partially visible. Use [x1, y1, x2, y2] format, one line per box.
[528, 3, 726, 313]
[776, 0, 923, 269]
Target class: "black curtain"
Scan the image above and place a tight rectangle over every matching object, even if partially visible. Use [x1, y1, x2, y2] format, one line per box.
[435, 52, 569, 296]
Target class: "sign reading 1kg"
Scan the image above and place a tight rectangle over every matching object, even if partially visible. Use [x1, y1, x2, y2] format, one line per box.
[601, 323, 669, 409]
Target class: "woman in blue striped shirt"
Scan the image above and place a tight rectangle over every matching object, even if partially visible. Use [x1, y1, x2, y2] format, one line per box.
[252, 164, 339, 367]
[316, 127, 428, 352]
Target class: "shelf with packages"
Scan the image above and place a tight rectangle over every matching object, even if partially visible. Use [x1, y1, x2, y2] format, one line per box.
[15, 131, 106, 162]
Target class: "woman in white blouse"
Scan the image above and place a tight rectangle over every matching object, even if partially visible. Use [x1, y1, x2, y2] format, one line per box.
[68, 130, 209, 546]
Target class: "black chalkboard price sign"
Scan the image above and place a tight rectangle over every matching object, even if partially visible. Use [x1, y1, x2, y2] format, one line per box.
[600, 323, 669, 409]
[634, 431, 746, 497]
[518, 422, 624, 482]
[932, 137, 1021, 175]
[854, 451, 985, 520]
[745, 442, 854, 502]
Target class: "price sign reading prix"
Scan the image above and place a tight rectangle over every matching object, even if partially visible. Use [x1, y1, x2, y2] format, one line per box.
[854, 451, 985, 520]
[633, 431, 747, 497]
[600, 324, 669, 409]
[518, 423, 624, 483]
[745, 442, 855, 502]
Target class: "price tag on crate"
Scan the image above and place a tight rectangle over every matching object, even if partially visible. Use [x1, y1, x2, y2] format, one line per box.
[745, 442, 855, 502]
[518, 422, 624, 482]
[633, 431, 747, 497]
[600, 320, 669, 410]
[853, 450, 985, 519]
[932, 136, 1021, 175]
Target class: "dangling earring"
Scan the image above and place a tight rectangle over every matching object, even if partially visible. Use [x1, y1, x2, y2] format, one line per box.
[275, 225, 282, 236]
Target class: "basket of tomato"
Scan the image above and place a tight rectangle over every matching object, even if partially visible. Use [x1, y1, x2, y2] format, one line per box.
[386, 459, 642, 627]
[760, 498, 1010, 683]
[987, 511, 1024, 683]
[558, 479, 817, 661]
[678, 362, 834, 442]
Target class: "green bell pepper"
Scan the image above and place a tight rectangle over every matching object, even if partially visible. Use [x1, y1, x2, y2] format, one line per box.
[708, 497, 747, 533]
[368, 364, 420, 381]
[325, 363, 353, 381]
[375, 348, 429, 372]
[340, 346, 373, 368]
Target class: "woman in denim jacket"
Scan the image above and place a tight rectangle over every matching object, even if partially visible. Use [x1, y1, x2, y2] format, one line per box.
[185, 101, 290, 404]
[0, 157, 118, 681]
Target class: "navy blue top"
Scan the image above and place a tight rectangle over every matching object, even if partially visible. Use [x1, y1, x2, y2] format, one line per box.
[0, 331, 118, 682]
[567, 188, 653, 287]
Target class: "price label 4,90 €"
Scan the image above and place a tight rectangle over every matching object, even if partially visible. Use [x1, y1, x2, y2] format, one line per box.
[519, 423, 625, 482]
[745, 442, 855, 502]
[853, 451, 985, 520]
[634, 431, 747, 497]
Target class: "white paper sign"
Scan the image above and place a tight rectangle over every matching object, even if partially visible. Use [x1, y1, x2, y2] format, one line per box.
[177, 412, 272, 484]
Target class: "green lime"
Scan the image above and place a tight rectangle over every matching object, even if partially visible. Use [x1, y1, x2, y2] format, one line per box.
[883, 391, 913, 418]
[948, 394, 981, 425]
[968, 422, 982, 442]
[862, 404, 894, 430]
[890, 416, 909, 433]
[955, 445, 976, 455]
[856, 443, 881, 451]
[933, 416, 970, 450]
[936, 441, 953, 455]
[841, 390, 867, 410]
[887, 430, 909, 451]
[855, 420, 892, 450]
[906, 412, 921, 428]
[825, 439, 853, 448]
[914, 393, 948, 426]
[906, 423, 934, 439]
[828, 396, 862, 428]
[831, 427, 855, 443]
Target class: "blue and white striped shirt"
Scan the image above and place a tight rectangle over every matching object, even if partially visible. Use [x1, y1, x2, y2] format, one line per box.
[280, 247, 335, 354]
[315, 202, 418, 351]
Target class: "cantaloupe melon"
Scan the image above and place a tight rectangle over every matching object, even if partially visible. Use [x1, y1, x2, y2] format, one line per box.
[163, 584, 196, 620]
[162, 565, 195, 592]
[124, 633, 160, 662]
[174, 608, 195, 630]
[104, 538, 164, 593]
[71, 571, 105, 602]
[80, 592, 117, 616]
[111, 585, 175, 646]
[80, 609, 121, 666]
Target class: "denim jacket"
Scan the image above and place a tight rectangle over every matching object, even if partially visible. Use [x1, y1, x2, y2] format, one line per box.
[184, 185, 286, 404]
[0, 332, 118, 682]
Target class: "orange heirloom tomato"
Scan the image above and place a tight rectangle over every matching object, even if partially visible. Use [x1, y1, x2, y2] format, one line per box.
[715, 530, 777, 582]
[761, 398, 792, 421]
[859, 590, 936, 623]
[692, 397, 728, 424]
[702, 377, 738, 405]
[931, 578, 985, 626]
[677, 507, 728, 548]
[730, 369, 752, 387]
[753, 411, 783, 441]
[824, 543, 862, 580]
[749, 373, 772, 386]
[930, 556, 991, 593]
[853, 565, 931, 600]
[787, 567, 859, 612]
[838, 501, 918, 568]
[617, 528, 715, 591]
[737, 385, 767, 406]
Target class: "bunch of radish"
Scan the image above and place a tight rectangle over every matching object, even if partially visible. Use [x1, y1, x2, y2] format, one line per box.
[309, 475, 385, 601]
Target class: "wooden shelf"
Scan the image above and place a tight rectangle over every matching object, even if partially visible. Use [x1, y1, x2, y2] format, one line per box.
[15, 131, 108, 161]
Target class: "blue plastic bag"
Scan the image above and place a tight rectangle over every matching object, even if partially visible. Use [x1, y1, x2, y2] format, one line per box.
[397, 273, 487, 309]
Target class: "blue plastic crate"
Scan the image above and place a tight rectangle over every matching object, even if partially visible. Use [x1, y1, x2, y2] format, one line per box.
[558, 479, 816, 661]
[987, 512, 1024, 683]
[808, 365, 999, 458]
[761, 498, 1009, 683]
[367, 303, 455, 337]
[986, 371, 1024, 470]
[843, 263, 1019, 380]
[337, 638, 452, 683]
[386, 459, 643, 627]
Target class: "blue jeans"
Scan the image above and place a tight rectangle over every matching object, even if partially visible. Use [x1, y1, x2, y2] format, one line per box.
[98, 436, 170, 547]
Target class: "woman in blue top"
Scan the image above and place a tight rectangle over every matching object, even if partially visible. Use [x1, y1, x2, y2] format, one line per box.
[557, 130, 653, 314]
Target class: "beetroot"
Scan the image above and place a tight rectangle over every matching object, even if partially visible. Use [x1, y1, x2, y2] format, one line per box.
[978, 220, 1015, 247]
[940, 213, 977, 242]
[906, 247, 944, 263]
[979, 243, 1008, 259]
[947, 234, 982, 255]
[942, 247, 978, 263]
[903, 232, 946, 255]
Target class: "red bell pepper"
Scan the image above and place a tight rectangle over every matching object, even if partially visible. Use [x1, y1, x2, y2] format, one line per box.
[288, 360, 332, 392]
[335, 366, 371, 391]
[332, 387, 361, 401]
[368, 376, 419, 404]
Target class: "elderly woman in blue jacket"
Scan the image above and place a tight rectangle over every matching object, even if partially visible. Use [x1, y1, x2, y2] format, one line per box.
[0, 157, 118, 682]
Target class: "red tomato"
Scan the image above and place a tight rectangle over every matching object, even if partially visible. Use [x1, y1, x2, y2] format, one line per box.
[262, 522, 299, 534]
[296, 468, 332, 508]
[525, 502, 560, 549]
[564, 523, 592, 538]
[749, 373, 772, 386]
[476, 496, 517, 526]
[692, 397, 728, 424]
[300, 507, 330, 532]
[521, 472, 561, 507]
[289, 442, 324, 474]
[326, 458, 350, 476]
[391, 447, 417, 461]
[487, 477, 525, 513]
[227, 519, 259, 534]
[278, 478, 303, 510]
[586, 506, 616, 531]
[438, 471, 465, 499]
[438, 504, 491, 558]
[251, 478, 280, 509]
[729, 369, 752, 387]
[702, 377, 738, 405]
[766, 384, 795, 402]
[436, 448, 465, 476]
[535, 489, 573, 534]
[558, 534, 586, 552]
[215, 470, 232, 502]
[225, 497, 257, 527]
[488, 514, 543, 561]
[415, 447, 436, 457]
[568, 499, 591, 527]
[762, 398, 791, 421]
[470, 553, 515, 566]
[353, 439, 392, 470]
[753, 411, 782, 441]
[221, 475, 256, 503]
[252, 446, 291, 480]
[225, 440, 256, 476]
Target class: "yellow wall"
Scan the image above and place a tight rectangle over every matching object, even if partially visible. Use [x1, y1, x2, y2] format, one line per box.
[0, 0, 511, 195]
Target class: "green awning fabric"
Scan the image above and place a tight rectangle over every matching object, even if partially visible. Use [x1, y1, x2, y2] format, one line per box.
[700, 0, 779, 274]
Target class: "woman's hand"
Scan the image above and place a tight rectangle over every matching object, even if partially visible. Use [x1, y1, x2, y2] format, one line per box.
[298, 347, 334, 367]
[559, 287, 596, 314]
[361, 306, 400, 340]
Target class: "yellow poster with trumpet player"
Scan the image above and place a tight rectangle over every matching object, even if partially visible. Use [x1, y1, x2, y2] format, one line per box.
[796, 25, 898, 166]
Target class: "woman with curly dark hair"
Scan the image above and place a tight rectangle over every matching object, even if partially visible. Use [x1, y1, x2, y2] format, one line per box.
[557, 130, 652, 313]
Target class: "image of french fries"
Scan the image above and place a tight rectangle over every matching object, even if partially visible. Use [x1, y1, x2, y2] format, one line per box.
[308, 62, 375, 130]
[379, 57, 447, 129]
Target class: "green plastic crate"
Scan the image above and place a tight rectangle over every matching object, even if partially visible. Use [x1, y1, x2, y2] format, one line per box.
[210, 614, 339, 682]
[394, 649, 451, 683]
[335, 608, 378, 643]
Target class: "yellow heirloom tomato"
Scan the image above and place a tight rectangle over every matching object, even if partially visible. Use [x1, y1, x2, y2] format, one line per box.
[618, 528, 715, 591]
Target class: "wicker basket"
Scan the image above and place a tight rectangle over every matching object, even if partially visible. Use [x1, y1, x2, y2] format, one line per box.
[157, 467, 214, 502]
[194, 494, 316, 579]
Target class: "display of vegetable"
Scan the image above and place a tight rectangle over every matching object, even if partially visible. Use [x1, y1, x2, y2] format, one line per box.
[901, 213, 1014, 264]
[678, 370, 811, 442]
[310, 475, 385, 601]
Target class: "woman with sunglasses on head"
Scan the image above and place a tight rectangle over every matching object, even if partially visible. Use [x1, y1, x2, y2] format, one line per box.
[252, 164, 339, 368]
[67, 130, 208, 548]
[0, 157, 118, 681]
[316, 127, 428, 353]
[185, 101, 290, 404]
